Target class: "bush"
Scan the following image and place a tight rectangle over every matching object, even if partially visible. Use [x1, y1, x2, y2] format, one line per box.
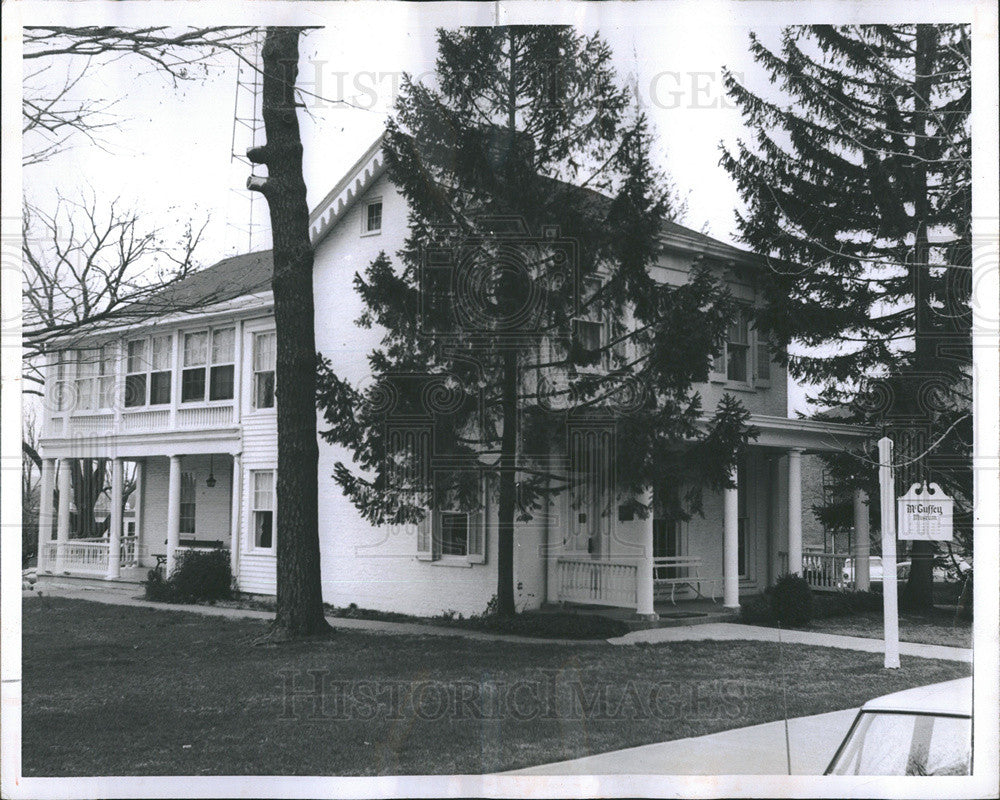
[769, 574, 814, 627]
[144, 549, 232, 603]
[739, 594, 774, 625]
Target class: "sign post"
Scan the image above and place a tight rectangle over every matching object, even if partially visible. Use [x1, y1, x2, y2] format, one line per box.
[877, 436, 900, 669]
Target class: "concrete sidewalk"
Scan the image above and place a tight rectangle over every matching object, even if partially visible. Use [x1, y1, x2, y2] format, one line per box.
[508, 707, 858, 775]
[609, 622, 972, 662]
[27, 586, 973, 661]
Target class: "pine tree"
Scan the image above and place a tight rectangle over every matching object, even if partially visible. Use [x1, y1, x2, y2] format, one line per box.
[721, 24, 971, 608]
[317, 26, 754, 617]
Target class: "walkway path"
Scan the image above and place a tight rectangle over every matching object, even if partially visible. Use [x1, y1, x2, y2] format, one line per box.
[26, 586, 973, 661]
[608, 622, 972, 663]
[507, 707, 858, 775]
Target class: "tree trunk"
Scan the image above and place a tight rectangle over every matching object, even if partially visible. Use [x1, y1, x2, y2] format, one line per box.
[496, 347, 518, 616]
[901, 24, 938, 611]
[70, 458, 106, 539]
[248, 27, 331, 638]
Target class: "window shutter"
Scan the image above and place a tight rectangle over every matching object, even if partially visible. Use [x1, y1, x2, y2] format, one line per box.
[416, 511, 434, 561]
[468, 508, 485, 563]
[755, 337, 771, 382]
[711, 345, 726, 379]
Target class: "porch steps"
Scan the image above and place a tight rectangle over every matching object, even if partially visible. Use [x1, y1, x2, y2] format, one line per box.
[34, 572, 145, 597]
[541, 602, 738, 631]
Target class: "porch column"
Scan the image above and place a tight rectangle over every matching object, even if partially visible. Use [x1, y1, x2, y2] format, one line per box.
[787, 448, 804, 575]
[229, 454, 242, 570]
[133, 460, 145, 566]
[853, 488, 871, 591]
[55, 459, 72, 572]
[106, 457, 123, 579]
[635, 489, 658, 619]
[37, 459, 56, 570]
[723, 465, 740, 608]
[166, 455, 182, 575]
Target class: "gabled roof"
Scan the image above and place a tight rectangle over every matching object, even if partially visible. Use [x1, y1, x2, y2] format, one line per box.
[141, 132, 760, 316]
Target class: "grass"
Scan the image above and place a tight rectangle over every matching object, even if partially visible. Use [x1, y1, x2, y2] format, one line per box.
[806, 609, 972, 649]
[22, 596, 970, 776]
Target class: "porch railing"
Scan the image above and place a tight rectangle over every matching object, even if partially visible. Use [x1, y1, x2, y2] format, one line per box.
[556, 558, 637, 608]
[802, 551, 851, 592]
[42, 535, 139, 574]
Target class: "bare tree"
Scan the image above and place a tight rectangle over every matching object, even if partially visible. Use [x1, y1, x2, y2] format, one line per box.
[21, 194, 209, 392]
[22, 26, 256, 166]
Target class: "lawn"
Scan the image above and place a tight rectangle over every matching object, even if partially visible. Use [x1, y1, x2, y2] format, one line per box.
[22, 597, 971, 776]
[807, 609, 972, 649]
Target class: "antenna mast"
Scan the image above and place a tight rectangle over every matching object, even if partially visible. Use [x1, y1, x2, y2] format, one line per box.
[227, 29, 265, 254]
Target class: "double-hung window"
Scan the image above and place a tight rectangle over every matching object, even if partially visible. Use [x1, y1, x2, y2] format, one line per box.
[363, 199, 382, 235]
[74, 345, 114, 411]
[712, 308, 753, 385]
[726, 310, 750, 383]
[571, 277, 608, 372]
[251, 470, 275, 550]
[53, 354, 70, 412]
[252, 330, 276, 409]
[182, 327, 235, 403]
[125, 335, 172, 407]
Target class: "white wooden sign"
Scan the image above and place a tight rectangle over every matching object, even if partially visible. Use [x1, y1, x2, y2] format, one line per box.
[897, 482, 954, 541]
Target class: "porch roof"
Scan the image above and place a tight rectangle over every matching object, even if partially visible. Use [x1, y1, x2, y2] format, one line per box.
[742, 414, 873, 454]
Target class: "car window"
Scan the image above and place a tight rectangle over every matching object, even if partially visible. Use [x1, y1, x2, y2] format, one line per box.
[828, 712, 971, 776]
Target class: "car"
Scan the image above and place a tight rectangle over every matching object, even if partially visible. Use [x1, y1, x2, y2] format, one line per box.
[840, 556, 911, 587]
[825, 677, 972, 776]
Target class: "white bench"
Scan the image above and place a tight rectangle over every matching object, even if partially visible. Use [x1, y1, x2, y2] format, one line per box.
[652, 556, 723, 604]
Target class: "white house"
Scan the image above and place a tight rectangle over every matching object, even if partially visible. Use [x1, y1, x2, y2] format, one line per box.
[33, 134, 875, 618]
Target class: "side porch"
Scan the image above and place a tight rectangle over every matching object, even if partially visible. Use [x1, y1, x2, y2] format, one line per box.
[35, 432, 242, 586]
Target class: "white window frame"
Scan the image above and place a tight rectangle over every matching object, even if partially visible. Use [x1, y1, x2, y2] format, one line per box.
[180, 326, 236, 405]
[570, 277, 609, 374]
[72, 344, 116, 412]
[249, 328, 277, 413]
[249, 469, 276, 552]
[361, 197, 383, 237]
[417, 476, 486, 566]
[125, 334, 173, 408]
[711, 306, 764, 390]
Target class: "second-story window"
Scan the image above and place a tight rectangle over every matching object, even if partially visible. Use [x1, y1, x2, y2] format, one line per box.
[571, 277, 608, 371]
[75, 345, 114, 411]
[726, 310, 750, 383]
[125, 335, 172, 408]
[182, 327, 235, 403]
[252, 330, 276, 409]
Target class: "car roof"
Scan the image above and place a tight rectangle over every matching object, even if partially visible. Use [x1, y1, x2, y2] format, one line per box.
[861, 677, 972, 716]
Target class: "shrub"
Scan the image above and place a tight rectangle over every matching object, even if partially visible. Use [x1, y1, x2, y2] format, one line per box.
[769, 574, 814, 627]
[739, 594, 774, 625]
[143, 549, 232, 603]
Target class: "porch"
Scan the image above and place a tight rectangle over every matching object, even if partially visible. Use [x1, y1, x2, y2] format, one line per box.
[35, 451, 240, 582]
[551, 415, 874, 618]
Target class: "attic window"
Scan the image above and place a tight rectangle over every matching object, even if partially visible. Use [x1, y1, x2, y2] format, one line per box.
[363, 200, 382, 235]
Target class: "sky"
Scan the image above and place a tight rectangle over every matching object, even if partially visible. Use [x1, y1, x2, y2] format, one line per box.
[13, 6, 885, 416]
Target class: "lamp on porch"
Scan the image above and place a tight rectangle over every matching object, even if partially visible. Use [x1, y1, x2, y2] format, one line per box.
[206, 454, 217, 488]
